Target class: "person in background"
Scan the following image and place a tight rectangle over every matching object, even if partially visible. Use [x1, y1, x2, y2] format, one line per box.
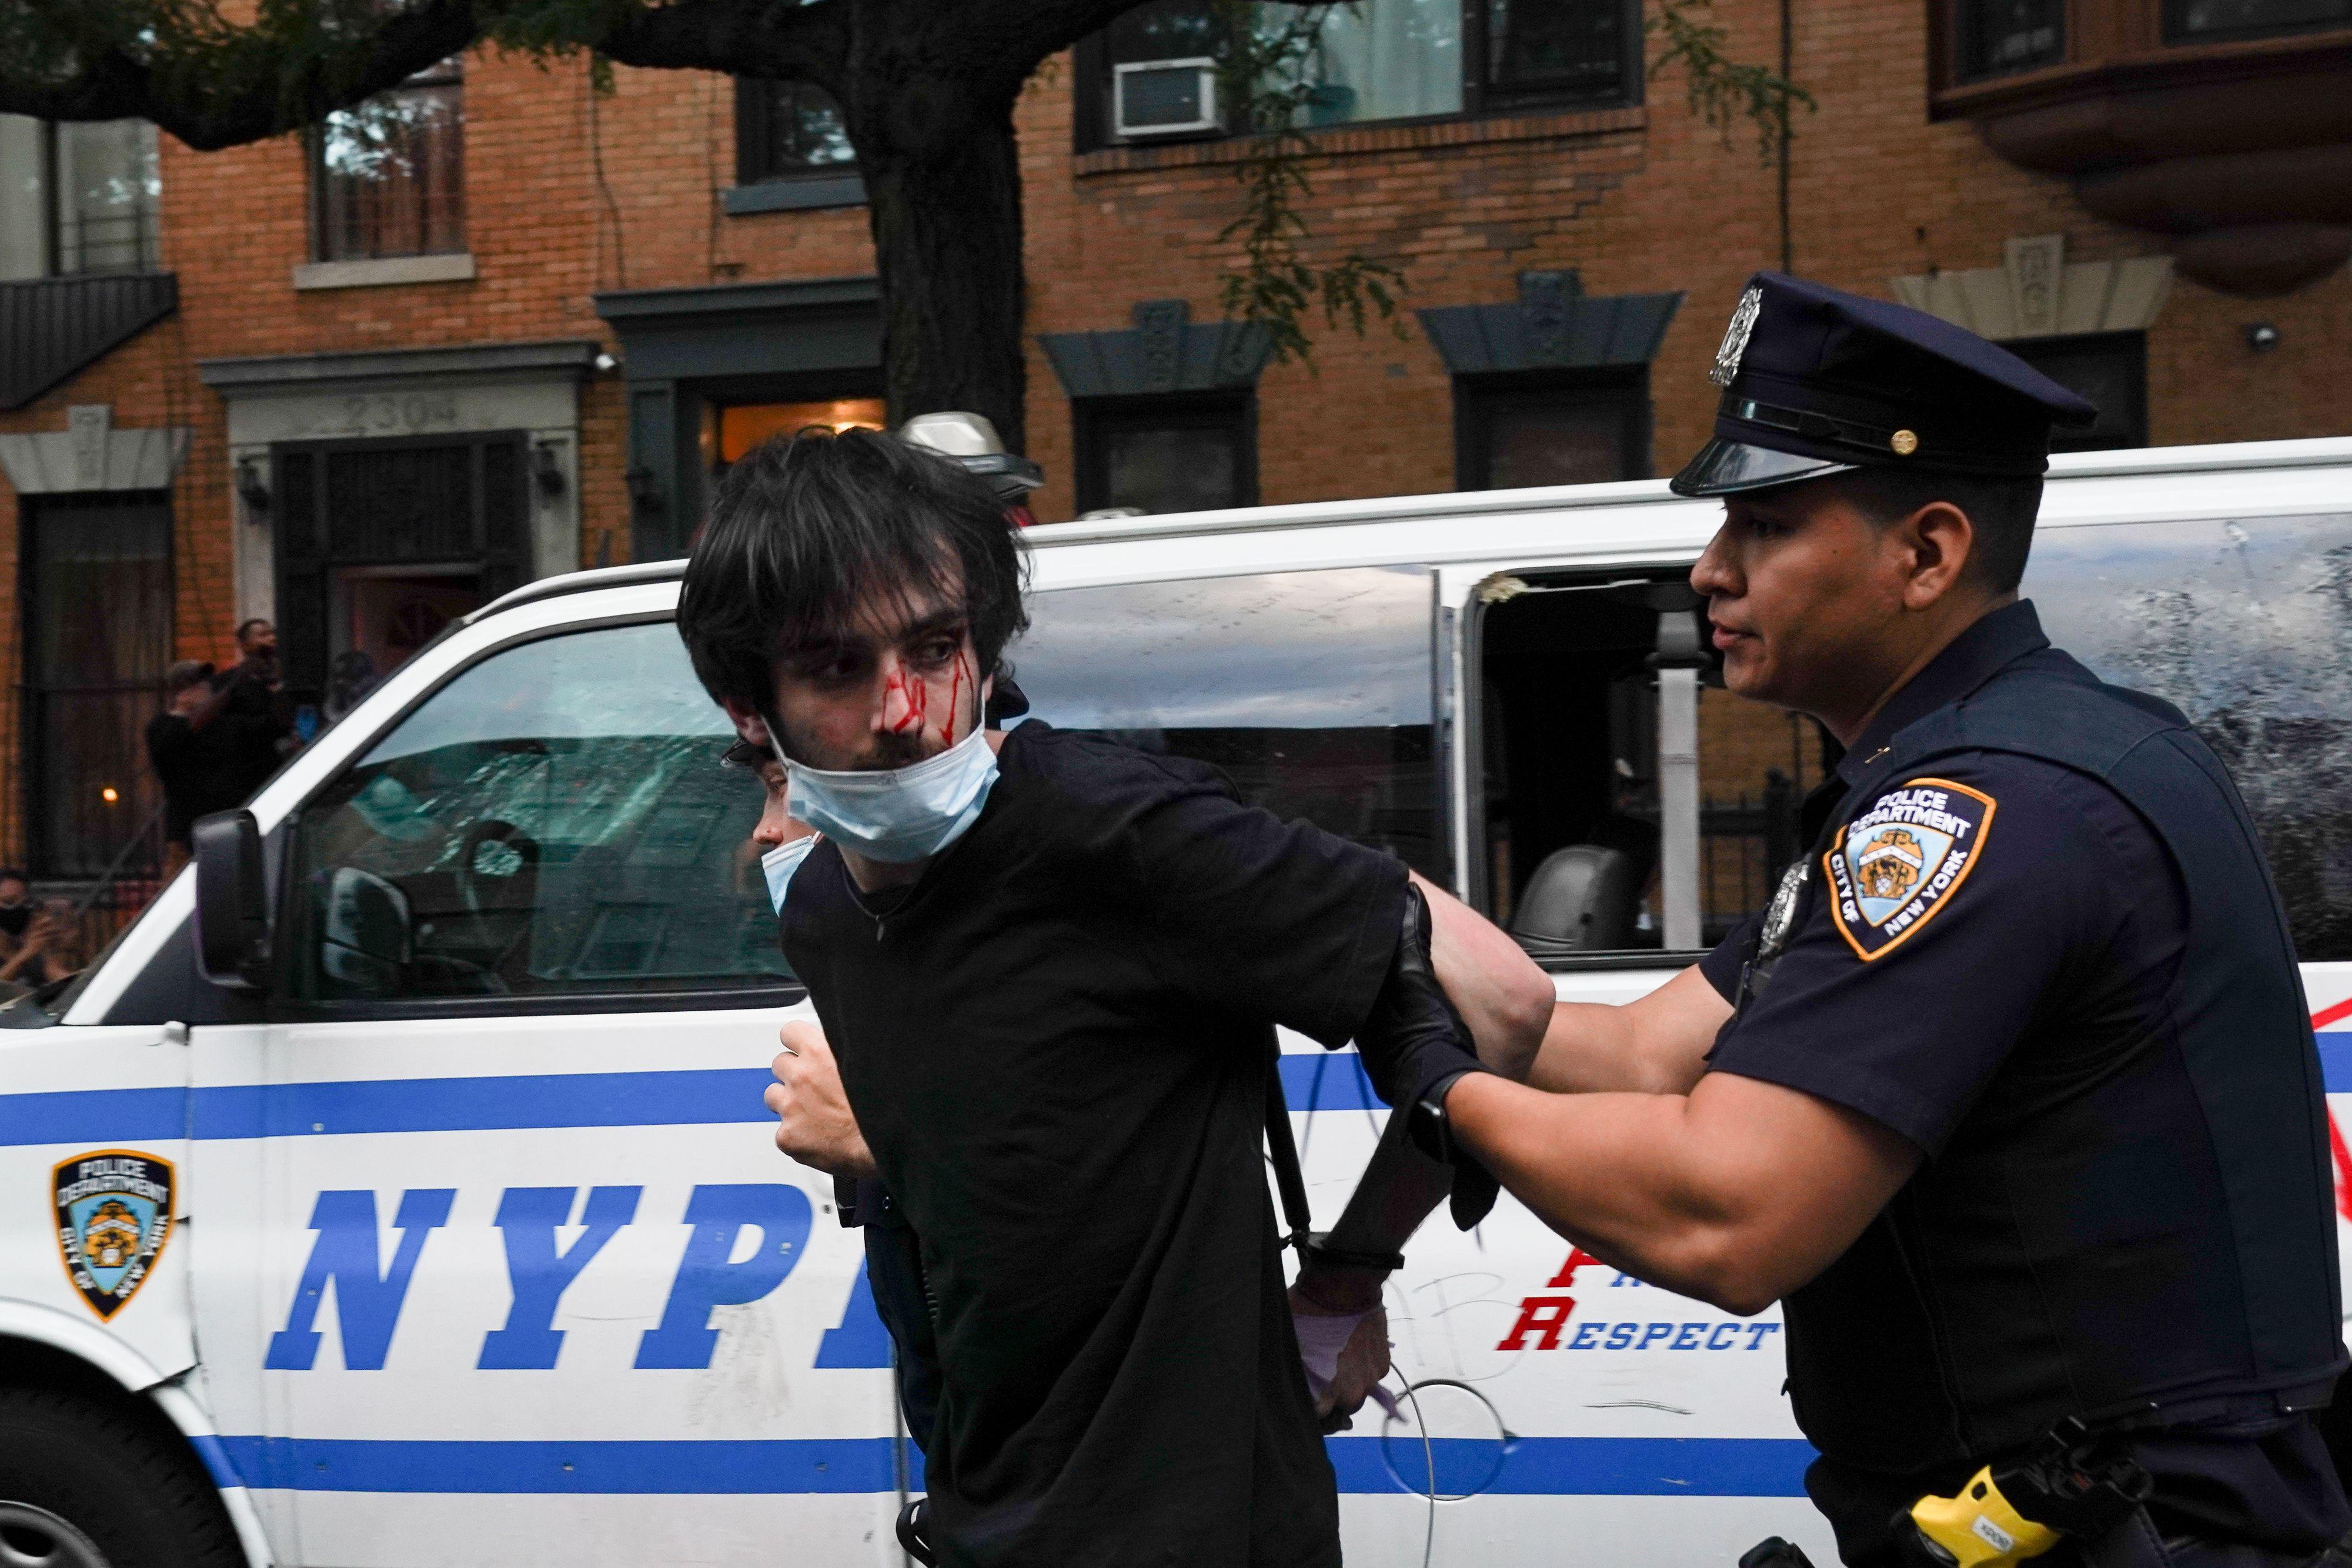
[145, 659, 243, 880]
[0, 898, 84, 992]
[0, 871, 31, 988]
[218, 618, 292, 795]
[723, 732, 944, 1454]
[325, 649, 380, 723]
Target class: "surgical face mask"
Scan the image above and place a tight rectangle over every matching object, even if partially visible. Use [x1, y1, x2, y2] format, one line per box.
[760, 834, 819, 914]
[774, 721, 1000, 865]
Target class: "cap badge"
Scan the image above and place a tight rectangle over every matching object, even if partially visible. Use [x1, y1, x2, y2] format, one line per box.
[1890, 429, 1920, 456]
[1710, 286, 1763, 388]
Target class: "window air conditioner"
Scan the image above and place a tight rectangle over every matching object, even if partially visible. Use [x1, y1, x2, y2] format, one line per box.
[1113, 58, 1221, 138]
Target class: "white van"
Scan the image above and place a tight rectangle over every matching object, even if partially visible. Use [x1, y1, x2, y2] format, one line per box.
[5, 438, 2351, 1568]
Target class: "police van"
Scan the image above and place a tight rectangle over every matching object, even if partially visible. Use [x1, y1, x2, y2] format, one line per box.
[5, 437, 2351, 1568]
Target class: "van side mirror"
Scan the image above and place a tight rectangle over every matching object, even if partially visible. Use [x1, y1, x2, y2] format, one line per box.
[192, 809, 271, 989]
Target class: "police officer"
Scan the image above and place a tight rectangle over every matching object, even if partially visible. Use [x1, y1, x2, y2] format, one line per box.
[1383, 273, 2352, 1564]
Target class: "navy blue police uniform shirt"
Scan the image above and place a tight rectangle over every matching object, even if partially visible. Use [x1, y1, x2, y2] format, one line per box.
[780, 720, 1409, 1567]
[1696, 601, 2351, 1556]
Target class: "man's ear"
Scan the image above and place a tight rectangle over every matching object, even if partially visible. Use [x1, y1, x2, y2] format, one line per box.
[1898, 500, 1976, 610]
[720, 699, 773, 750]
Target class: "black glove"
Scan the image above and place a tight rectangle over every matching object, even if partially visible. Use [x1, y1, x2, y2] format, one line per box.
[1355, 884, 1499, 1229]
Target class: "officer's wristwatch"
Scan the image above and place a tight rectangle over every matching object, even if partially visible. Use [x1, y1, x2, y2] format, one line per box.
[1405, 1069, 1478, 1165]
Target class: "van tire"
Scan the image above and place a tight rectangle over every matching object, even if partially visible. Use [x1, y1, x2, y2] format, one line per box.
[0, 1387, 244, 1567]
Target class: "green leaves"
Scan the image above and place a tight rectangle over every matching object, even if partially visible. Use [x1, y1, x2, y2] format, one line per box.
[1647, 0, 1813, 164]
[1212, 1, 1405, 368]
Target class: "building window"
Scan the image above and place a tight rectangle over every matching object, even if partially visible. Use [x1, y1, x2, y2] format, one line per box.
[2008, 332, 2147, 451]
[1080, 0, 1638, 150]
[2164, 0, 2352, 42]
[735, 79, 857, 184]
[313, 62, 465, 263]
[1074, 394, 1257, 516]
[0, 117, 163, 281]
[21, 493, 173, 878]
[1952, 0, 2066, 81]
[1476, 0, 1638, 103]
[1456, 369, 1649, 489]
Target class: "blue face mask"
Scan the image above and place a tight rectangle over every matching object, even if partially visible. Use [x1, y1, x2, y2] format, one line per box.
[760, 833, 820, 913]
[775, 720, 1000, 865]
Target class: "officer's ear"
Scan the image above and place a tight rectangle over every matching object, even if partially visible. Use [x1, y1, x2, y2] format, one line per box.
[1894, 500, 1978, 611]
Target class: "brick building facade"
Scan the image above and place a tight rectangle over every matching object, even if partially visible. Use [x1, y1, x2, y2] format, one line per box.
[2, 0, 2348, 881]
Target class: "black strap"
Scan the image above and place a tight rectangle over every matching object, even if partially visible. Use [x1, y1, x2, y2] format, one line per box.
[1264, 1031, 1313, 1257]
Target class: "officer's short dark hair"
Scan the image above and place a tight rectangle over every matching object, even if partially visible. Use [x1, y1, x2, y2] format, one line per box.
[1829, 467, 2044, 596]
[677, 426, 1030, 722]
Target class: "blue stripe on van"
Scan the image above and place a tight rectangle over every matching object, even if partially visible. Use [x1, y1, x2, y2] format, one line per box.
[0, 1057, 1384, 1146]
[205, 1434, 1812, 1497]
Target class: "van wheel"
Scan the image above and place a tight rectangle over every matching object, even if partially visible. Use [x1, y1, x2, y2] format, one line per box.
[0, 1389, 242, 1568]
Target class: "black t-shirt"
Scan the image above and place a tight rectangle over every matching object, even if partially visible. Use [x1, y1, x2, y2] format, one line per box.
[781, 721, 1408, 1566]
[213, 670, 290, 798]
[144, 710, 254, 843]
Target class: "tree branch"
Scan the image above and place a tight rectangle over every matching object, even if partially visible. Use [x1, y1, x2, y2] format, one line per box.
[0, 0, 484, 148]
[595, 0, 846, 89]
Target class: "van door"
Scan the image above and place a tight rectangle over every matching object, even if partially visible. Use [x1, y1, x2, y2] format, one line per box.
[0, 1011, 195, 1383]
[196, 618, 899, 1568]
[1435, 557, 1838, 1567]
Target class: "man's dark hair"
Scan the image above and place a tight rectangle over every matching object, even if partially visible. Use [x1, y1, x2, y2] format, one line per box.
[1826, 467, 2044, 594]
[677, 426, 1030, 721]
[235, 617, 272, 644]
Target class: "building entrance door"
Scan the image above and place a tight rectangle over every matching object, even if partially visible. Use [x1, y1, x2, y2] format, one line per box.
[272, 432, 530, 719]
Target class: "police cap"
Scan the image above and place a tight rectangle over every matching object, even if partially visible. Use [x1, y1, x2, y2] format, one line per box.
[1670, 271, 2099, 497]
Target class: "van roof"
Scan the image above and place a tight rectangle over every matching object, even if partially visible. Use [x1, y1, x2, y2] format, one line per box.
[468, 435, 2352, 625]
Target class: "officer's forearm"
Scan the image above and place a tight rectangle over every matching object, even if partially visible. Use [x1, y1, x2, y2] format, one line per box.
[1526, 967, 1731, 1096]
[1295, 1111, 1451, 1314]
[1441, 1070, 1917, 1316]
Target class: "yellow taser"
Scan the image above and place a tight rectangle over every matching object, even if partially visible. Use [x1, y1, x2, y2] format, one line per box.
[1904, 1466, 2066, 1567]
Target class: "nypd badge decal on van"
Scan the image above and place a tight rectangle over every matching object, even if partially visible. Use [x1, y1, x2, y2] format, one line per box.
[53, 1150, 175, 1320]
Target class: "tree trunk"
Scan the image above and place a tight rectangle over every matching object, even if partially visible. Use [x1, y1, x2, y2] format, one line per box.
[854, 89, 1030, 451]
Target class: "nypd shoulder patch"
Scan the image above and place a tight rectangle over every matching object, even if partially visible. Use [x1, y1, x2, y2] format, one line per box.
[1824, 777, 1996, 961]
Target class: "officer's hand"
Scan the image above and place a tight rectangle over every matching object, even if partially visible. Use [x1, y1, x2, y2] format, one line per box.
[764, 1022, 878, 1182]
[1289, 1272, 1394, 1433]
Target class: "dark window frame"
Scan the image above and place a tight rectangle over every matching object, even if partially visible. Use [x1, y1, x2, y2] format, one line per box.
[18, 489, 174, 879]
[1947, 0, 2070, 83]
[1073, 390, 1261, 515]
[2, 119, 165, 278]
[733, 78, 860, 186]
[2161, 0, 2352, 42]
[1073, 0, 1645, 153]
[2007, 330, 2149, 452]
[309, 62, 467, 265]
[1453, 365, 1652, 491]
